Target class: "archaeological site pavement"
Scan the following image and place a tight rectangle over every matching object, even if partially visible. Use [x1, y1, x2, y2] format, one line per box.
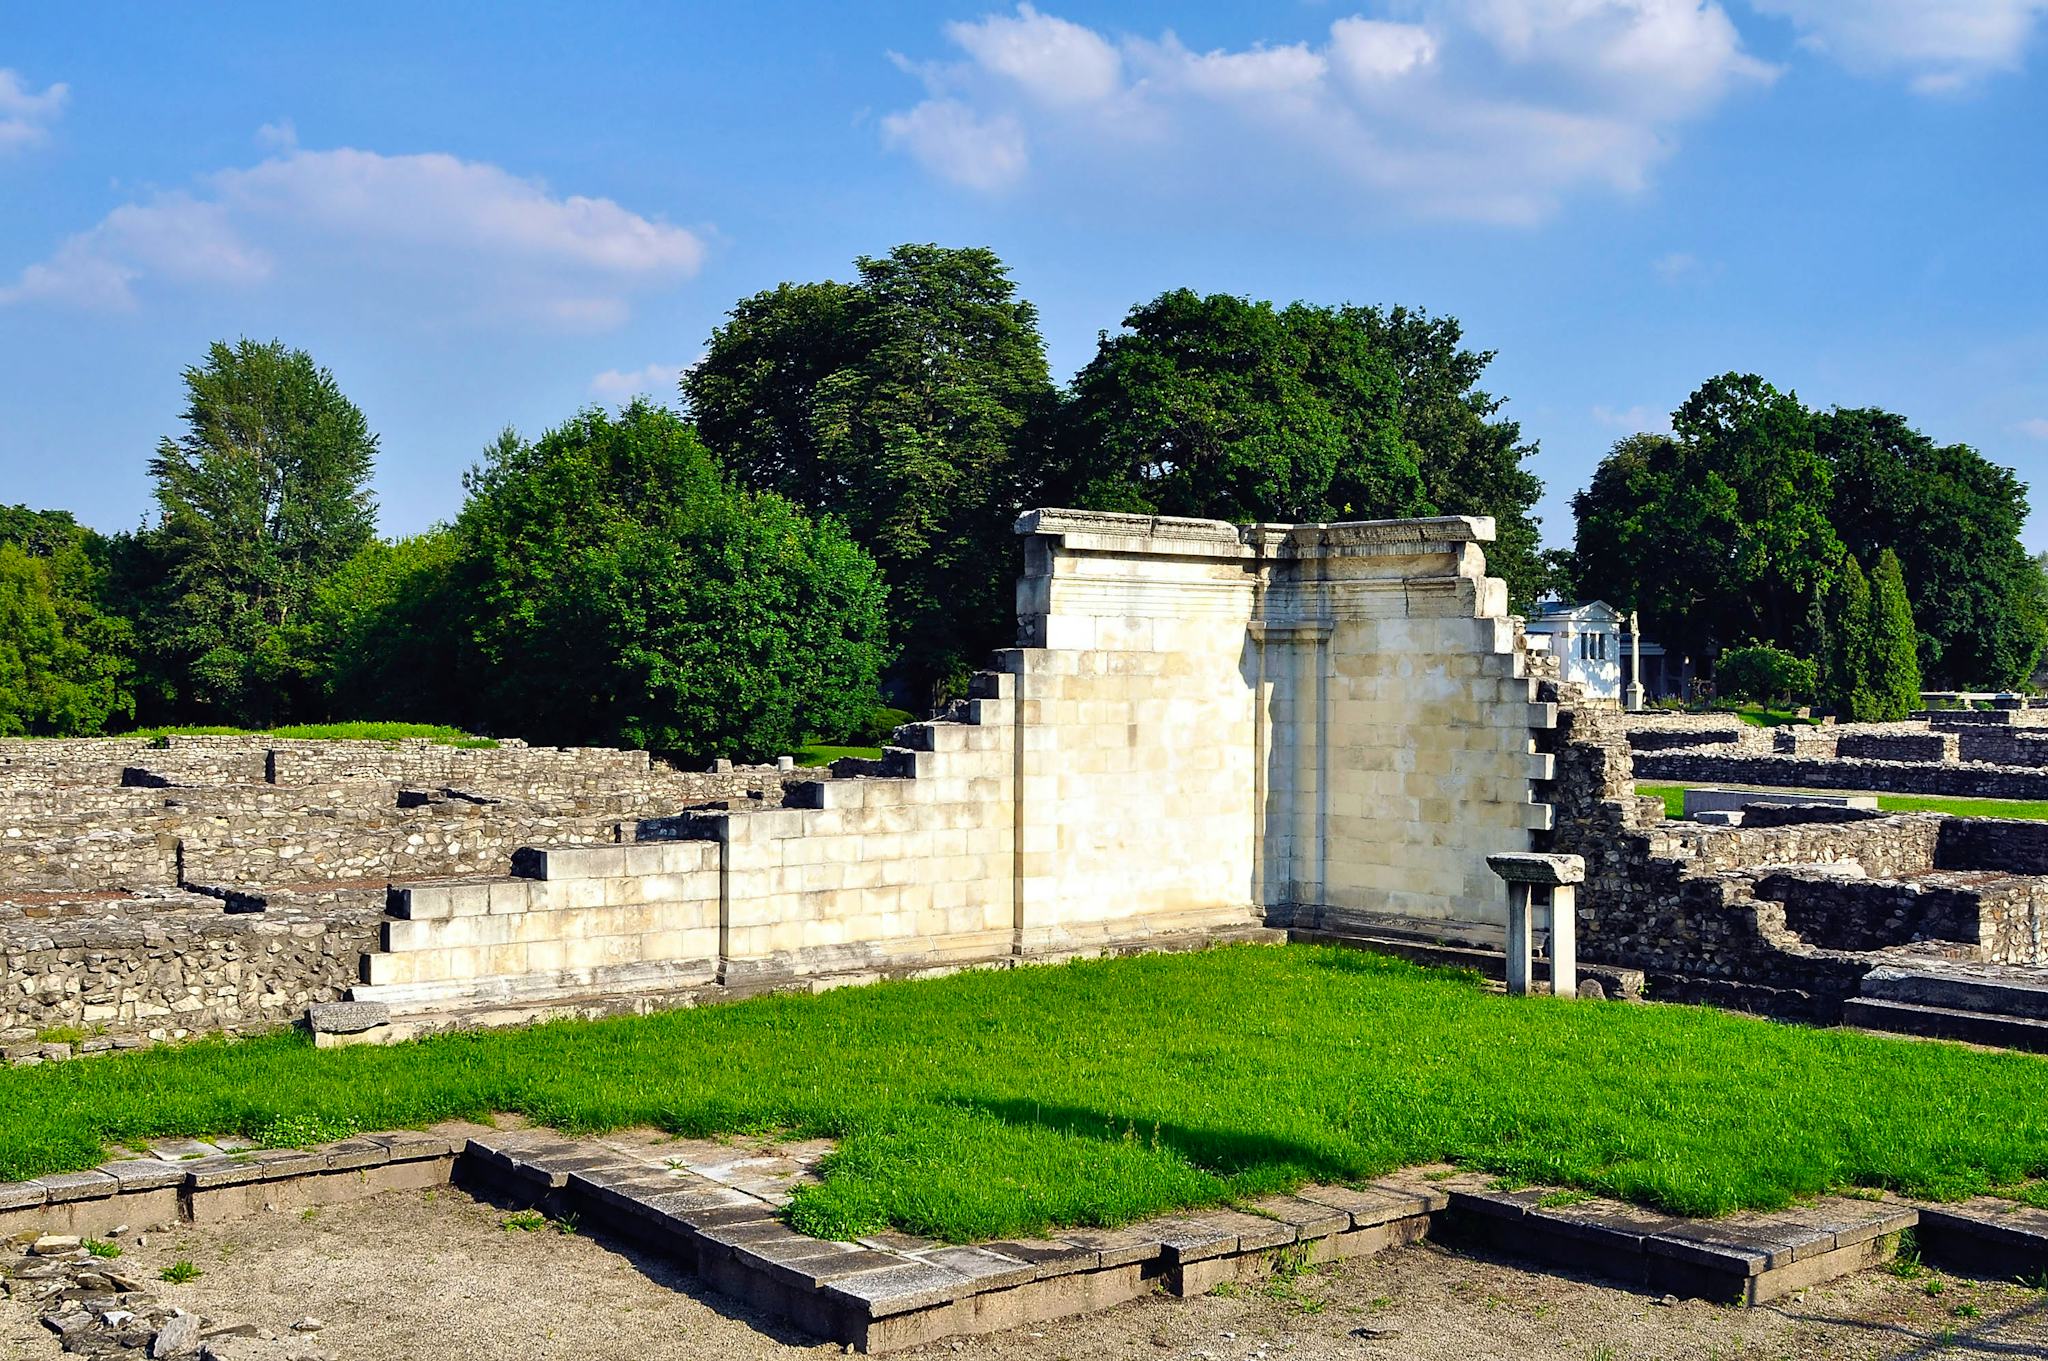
[6, 509, 2048, 1356]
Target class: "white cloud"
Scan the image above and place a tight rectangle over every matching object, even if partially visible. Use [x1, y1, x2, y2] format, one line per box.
[945, 3, 1123, 105]
[2019, 417, 2048, 440]
[1146, 38, 1329, 99]
[881, 99, 1030, 191]
[1464, 0, 1776, 114]
[1593, 403, 1674, 432]
[1749, 0, 2048, 92]
[0, 69, 68, 153]
[1328, 19, 1439, 84]
[590, 361, 686, 403]
[882, 3, 1776, 223]
[0, 143, 705, 324]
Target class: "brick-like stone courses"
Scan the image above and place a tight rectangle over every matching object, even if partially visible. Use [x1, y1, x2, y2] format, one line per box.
[1546, 702, 2048, 1015]
[1748, 869, 2046, 962]
[1635, 749, 2048, 800]
[1621, 714, 1771, 753]
[0, 890, 380, 1044]
[1, 738, 814, 1048]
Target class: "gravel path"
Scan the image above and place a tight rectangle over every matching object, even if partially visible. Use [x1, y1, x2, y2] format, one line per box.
[5, 1187, 2042, 1360]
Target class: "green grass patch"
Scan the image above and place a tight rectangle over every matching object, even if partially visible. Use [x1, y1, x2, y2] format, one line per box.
[1723, 703, 1821, 728]
[1637, 783, 2048, 822]
[795, 744, 885, 767]
[87, 722, 500, 748]
[2, 946, 2045, 1243]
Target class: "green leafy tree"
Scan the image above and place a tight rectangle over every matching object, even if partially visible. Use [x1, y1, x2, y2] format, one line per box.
[453, 402, 890, 758]
[1669, 374, 1839, 645]
[1820, 408, 2045, 689]
[144, 339, 379, 723]
[1570, 432, 1741, 668]
[1865, 549, 1924, 720]
[286, 530, 466, 721]
[1345, 305, 1546, 607]
[1715, 643, 1816, 708]
[686, 245, 1055, 702]
[1060, 290, 1425, 526]
[0, 542, 134, 735]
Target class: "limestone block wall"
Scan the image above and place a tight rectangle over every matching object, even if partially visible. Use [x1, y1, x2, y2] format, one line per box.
[1012, 514, 1263, 948]
[353, 508, 1551, 1013]
[1247, 520, 1547, 940]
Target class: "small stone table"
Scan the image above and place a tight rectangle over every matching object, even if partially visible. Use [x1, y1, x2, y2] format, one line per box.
[1485, 853, 1584, 999]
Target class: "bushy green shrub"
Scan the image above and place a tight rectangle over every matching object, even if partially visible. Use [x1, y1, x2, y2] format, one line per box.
[1716, 643, 1817, 707]
[454, 402, 892, 760]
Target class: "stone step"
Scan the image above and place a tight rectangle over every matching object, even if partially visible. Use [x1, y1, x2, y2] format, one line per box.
[1436, 1179, 1914, 1306]
[1840, 997, 2048, 1052]
[1859, 966, 2048, 1020]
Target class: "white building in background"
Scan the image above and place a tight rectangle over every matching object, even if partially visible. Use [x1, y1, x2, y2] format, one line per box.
[1523, 599, 1690, 704]
[1526, 600, 1623, 700]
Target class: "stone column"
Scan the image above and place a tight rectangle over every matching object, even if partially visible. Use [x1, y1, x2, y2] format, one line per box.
[1486, 852, 1585, 997]
[1626, 609, 1645, 712]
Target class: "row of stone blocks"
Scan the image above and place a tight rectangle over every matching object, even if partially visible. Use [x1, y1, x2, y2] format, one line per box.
[0, 1130, 458, 1240]
[12, 1121, 2043, 1353]
[356, 678, 1021, 999]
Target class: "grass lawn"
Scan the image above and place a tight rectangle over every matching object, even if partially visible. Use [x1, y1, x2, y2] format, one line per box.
[1724, 704, 1822, 728]
[795, 743, 884, 767]
[1637, 782, 2048, 822]
[2, 946, 2045, 1242]
[97, 722, 500, 748]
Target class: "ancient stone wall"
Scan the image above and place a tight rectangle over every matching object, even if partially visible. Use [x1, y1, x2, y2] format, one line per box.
[353, 509, 1551, 1014]
[1935, 818, 2048, 876]
[1, 892, 379, 1042]
[1635, 750, 2048, 800]
[1748, 868, 2045, 963]
[1620, 714, 1768, 753]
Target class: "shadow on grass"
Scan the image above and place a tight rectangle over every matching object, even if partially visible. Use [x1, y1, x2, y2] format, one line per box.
[957, 1095, 1359, 1184]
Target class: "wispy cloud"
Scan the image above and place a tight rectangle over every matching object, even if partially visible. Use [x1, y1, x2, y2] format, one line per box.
[0, 69, 68, 153]
[590, 361, 687, 404]
[1593, 403, 1673, 433]
[0, 142, 706, 328]
[1653, 250, 1704, 280]
[882, 2, 1778, 224]
[1748, 0, 2048, 93]
[2018, 417, 2048, 440]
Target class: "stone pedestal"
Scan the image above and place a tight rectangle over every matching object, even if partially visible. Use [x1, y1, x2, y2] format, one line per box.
[1486, 852, 1584, 998]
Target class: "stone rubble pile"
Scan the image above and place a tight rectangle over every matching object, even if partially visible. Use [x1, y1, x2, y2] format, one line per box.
[5, 1234, 330, 1361]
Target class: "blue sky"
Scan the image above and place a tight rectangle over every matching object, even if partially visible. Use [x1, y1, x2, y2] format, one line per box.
[4, 1, 2046, 552]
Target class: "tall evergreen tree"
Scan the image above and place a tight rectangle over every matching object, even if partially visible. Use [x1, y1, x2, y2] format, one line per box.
[144, 339, 378, 723]
[1827, 555, 1874, 718]
[1866, 549, 1924, 720]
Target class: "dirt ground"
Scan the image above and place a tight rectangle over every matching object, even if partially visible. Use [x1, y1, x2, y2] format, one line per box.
[4, 1187, 2043, 1361]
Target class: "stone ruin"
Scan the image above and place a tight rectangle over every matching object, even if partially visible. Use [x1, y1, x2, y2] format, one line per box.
[0, 732, 805, 1054]
[4, 505, 2045, 1059]
[1626, 703, 2048, 800]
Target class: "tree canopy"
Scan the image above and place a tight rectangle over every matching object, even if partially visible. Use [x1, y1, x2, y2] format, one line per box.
[450, 402, 891, 758]
[1571, 373, 2043, 691]
[141, 339, 379, 723]
[686, 245, 1056, 701]
[1058, 293, 1546, 605]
